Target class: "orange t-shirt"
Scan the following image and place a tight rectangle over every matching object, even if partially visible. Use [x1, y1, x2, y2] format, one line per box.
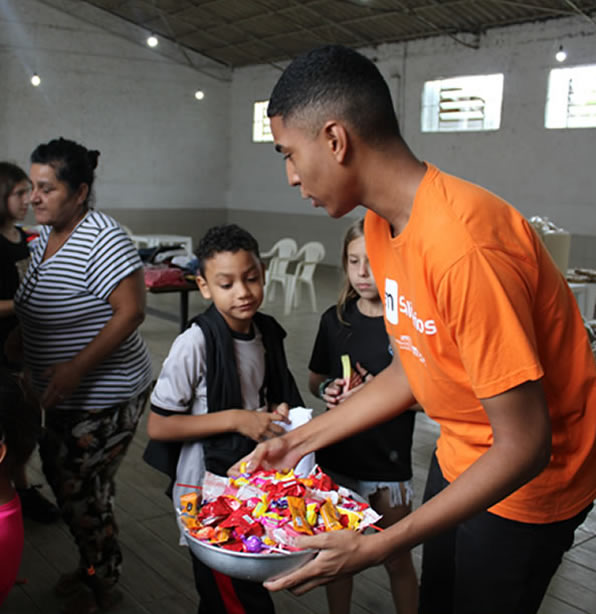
[365, 162, 596, 523]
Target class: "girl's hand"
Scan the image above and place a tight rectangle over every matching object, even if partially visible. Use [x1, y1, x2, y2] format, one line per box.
[237, 409, 288, 442]
[322, 378, 344, 408]
[337, 362, 372, 403]
[41, 361, 82, 408]
[355, 361, 373, 384]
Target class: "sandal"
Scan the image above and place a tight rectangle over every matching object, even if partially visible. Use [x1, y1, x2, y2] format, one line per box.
[61, 585, 123, 614]
[54, 569, 87, 598]
[61, 587, 99, 614]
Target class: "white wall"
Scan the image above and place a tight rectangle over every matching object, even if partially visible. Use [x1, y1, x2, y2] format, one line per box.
[227, 16, 596, 237]
[2, 4, 594, 265]
[1, 0, 230, 212]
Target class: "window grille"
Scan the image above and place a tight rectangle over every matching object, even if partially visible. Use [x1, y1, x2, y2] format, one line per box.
[253, 100, 273, 142]
[545, 65, 596, 129]
[421, 74, 504, 132]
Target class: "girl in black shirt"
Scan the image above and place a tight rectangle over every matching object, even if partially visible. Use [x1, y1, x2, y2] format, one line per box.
[0, 162, 58, 525]
[308, 218, 418, 614]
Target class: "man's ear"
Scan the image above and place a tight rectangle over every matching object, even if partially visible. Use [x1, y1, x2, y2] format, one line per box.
[322, 120, 349, 164]
[196, 275, 211, 300]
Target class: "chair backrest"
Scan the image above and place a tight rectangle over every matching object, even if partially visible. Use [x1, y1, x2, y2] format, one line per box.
[294, 241, 325, 281]
[265, 238, 298, 281]
[264, 238, 297, 259]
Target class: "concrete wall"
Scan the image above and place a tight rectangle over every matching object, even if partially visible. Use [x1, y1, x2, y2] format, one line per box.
[227, 16, 596, 267]
[1, 0, 230, 224]
[2, 3, 594, 268]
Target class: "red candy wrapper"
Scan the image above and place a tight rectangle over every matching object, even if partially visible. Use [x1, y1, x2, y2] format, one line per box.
[181, 465, 382, 555]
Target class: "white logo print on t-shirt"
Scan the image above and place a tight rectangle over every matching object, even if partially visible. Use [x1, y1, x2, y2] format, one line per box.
[384, 278, 437, 336]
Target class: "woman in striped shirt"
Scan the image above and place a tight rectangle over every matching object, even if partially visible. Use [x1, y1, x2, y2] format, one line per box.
[14, 138, 153, 614]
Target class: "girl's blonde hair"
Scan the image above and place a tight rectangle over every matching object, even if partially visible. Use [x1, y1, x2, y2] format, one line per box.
[336, 217, 365, 325]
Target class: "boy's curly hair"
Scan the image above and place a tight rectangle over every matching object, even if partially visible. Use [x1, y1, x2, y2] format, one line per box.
[195, 224, 260, 277]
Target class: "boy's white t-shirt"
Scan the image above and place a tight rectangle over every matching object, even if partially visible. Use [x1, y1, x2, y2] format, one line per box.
[150, 322, 265, 543]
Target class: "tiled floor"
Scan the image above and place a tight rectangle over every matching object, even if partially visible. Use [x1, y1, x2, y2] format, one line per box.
[4, 265, 595, 613]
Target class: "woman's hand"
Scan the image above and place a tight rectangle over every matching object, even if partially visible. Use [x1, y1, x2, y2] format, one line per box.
[4, 325, 23, 364]
[41, 361, 83, 408]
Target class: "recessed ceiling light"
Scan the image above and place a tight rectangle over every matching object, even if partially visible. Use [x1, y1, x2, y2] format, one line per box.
[147, 34, 159, 48]
[555, 45, 567, 63]
[194, 90, 205, 101]
[31, 73, 41, 86]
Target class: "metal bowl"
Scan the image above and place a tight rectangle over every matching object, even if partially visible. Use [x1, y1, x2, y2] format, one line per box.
[185, 533, 316, 582]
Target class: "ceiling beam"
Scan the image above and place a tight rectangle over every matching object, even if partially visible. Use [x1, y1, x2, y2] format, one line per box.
[561, 0, 596, 26]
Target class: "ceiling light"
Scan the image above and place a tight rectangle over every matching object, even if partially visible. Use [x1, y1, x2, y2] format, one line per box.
[31, 73, 41, 87]
[555, 45, 567, 63]
[147, 34, 159, 48]
[194, 90, 205, 101]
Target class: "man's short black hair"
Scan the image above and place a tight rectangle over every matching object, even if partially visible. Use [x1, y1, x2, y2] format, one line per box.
[195, 224, 260, 277]
[268, 44, 401, 145]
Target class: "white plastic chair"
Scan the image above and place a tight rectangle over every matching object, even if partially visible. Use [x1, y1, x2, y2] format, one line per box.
[261, 238, 298, 303]
[283, 241, 326, 315]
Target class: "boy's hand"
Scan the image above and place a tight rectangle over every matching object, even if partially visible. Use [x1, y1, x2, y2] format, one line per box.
[236, 409, 289, 442]
[271, 402, 291, 423]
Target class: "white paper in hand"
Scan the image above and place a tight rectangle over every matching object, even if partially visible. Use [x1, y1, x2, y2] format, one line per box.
[275, 406, 315, 476]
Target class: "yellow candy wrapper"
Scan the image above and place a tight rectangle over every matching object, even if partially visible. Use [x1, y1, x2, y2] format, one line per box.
[180, 492, 200, 516]
[320, 499, 343, 531]
[287, 496, 314, 535]
[341, 354, 351, 389]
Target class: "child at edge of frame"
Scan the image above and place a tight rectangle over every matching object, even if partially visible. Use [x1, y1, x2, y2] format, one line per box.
[144, 223, 303, 614]
[0, 370, 41, 605]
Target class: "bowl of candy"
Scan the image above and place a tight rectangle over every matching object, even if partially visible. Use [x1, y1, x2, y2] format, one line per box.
[179, 465, 381, 582]
[185, 534, 315, 582]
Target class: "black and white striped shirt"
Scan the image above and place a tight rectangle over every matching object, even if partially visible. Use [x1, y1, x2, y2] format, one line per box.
[15, 211, 152, 410]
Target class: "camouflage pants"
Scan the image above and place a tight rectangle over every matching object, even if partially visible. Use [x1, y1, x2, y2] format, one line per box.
[39, 389, 149, 585]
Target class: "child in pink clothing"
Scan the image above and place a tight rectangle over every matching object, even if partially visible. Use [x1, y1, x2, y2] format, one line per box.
[0, 495, 24, 604]
[0, 371, 40, 605]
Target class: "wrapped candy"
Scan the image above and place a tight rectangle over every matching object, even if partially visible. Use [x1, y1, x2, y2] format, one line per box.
[287, 496, 313, 535]
[319, 499, 343, 531]
[180, 465, 382, 554]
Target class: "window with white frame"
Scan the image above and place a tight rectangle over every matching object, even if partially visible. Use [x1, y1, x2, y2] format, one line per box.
[421, 74, 504, 133]
[545, 64, 596, 129]
[252, 100, 273, 142]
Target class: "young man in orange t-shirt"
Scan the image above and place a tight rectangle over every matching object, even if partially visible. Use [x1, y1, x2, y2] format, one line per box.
[229, 45, 596, 614]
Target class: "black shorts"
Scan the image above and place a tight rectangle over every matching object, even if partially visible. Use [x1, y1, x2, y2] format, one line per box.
[419, 452, 592, 614]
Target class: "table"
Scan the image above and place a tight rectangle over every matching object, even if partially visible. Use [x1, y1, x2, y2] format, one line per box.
[146, 281, 200, 332]
[568, 282, 596, 320]
[131, 233, 193, 255]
